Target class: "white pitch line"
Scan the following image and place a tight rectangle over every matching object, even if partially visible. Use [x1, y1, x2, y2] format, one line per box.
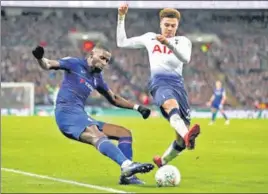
[2, 167, 132, 193]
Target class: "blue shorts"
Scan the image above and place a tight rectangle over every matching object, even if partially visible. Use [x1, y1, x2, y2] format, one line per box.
[55, 107, 105, 140]
[149, 74, 191, 125]
[211, 102, 221, 110]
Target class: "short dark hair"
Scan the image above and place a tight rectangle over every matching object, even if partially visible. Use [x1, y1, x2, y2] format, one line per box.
[94, 43, 110, 53]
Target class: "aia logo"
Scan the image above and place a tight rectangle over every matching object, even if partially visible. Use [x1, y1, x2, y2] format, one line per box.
[152, 45, 173, 54]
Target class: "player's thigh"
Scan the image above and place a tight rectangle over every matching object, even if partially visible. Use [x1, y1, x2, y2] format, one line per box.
[102, 123, 132, 140]
[80, 125, 106, 145]
[152, 86, 190, 125]
[151, 86, 179, 113]
[162, 99, 179, 114]
[55, 109, 103, 141]
[211, 107, 218, 113]
[168, 88, 191, 126]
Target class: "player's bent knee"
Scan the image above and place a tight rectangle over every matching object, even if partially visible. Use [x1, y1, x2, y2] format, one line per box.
[102, 123, 132, 139]
[120, 127, 132, 137]
[80, 125, 106, 145]
[162, 99, 179, 114]
[211, 108, 217, 113]
[113, 127, 132, 139]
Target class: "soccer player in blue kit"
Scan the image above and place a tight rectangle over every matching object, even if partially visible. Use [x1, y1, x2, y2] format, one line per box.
[32, 45, 154, 185]
[207, 81, 230, 125]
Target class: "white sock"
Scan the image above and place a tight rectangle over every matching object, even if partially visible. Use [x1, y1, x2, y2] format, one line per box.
[161, 143, 179, 165]
[161, 140, 184, 165]
[121, 160, 132, 168]
[169, 114, 188, 138]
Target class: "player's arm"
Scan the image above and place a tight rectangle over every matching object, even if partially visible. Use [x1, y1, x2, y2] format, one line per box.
[166, 37, 192, 64]
[220, 90, 227, 105]
[97, 87, 151, 119]
[32, 46, 60, 70]
[207, 94, 215, 106]
[32, 46, 74, 71]
[156, 35, 192, 64]
[37, 58, 60, 70]
[116, 4, 146, 48]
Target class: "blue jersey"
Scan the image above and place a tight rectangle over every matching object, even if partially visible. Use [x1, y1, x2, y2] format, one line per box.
[55, 57, 109, 109]
[213, 88, 225, 105]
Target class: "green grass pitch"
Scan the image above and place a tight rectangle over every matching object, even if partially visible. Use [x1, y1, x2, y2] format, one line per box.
[2, 116, 268, 193]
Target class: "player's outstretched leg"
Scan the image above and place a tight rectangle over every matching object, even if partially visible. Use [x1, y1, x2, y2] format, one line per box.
[167, 106, 200, 150]
[220, 109, 230, 125]
[153, 137, 186, 168]
[80, 126, 154, 179]
[153, 98, 200, 167]
[153, 123, 200, 168]
[102, 123, 145, 185]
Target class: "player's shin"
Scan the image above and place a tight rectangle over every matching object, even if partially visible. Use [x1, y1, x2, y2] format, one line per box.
[161, 139, 186, 165]
[212, 111, 217, 122]
[95, 137, 132, 166]
[169, 108, 188, 138]
[118, 136, 133, 160]
[222, 112, 228, 120]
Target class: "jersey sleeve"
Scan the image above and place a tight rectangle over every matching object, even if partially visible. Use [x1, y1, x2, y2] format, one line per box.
[166, 36, 192, 64]
[117, 15, 150, 48]
[58, 57, 77, 70]
[96, 74, 109, 92]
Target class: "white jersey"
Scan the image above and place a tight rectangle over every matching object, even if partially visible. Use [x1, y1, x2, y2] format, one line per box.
[116, 16, 192, 78]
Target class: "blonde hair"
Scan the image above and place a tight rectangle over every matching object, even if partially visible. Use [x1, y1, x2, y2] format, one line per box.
[159, 8, 181, 21]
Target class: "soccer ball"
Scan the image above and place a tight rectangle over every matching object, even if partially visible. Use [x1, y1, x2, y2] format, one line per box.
[155, 165, 181, 187]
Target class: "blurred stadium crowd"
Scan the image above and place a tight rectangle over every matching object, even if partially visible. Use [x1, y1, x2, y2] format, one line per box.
[1, 8, 268, 108]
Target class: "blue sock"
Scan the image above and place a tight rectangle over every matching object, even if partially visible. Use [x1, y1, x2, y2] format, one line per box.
[212, 112, 217, 122]
[96, 137, 128, 166]
[118, 136, 133, 160]
[222, 112, 228, 120]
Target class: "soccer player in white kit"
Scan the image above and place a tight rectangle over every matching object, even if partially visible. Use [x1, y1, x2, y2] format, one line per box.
[116, 4, 201, 168]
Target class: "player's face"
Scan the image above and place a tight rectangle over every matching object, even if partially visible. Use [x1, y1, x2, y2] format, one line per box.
[160, 17, 179, 38]
[89, 49, 111, 73]
[216, 81, 222, 89]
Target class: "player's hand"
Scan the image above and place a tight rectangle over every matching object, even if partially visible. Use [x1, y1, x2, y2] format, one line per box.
[32, 46, 44, 60]
[206, 101, 211, 107]
[137, 105, 151, 119]
[156, 34, 168, 45]
[118, 3, 128, 16]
